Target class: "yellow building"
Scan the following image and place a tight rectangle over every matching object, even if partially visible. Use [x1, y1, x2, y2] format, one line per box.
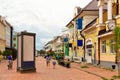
[82, 18, 98, 64]
[81, 0, 120, 68]
[0, 16, 6, 52]
[65, 0, 120, 69]
[95, 0, 120, 68]
[66, 0, 101, 62]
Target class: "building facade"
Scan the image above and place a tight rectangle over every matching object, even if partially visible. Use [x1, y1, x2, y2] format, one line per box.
[96, 0, 120, 68]
[13, 31, 18, 50]
[0, 16, 6, 51]
[66, 0, 102, 62]
[81, 0, 120, 68]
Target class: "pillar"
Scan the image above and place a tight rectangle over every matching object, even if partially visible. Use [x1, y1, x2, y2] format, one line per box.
[98, 0, 104, 24]
[107, 0, 112, 20]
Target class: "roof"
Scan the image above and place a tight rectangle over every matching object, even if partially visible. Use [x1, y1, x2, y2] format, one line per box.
[84, 0, 107, 10]
[83, 18, 97, 30]
[53, 36, 61, 42]
[66, 0, 107, 27]
[0, 16, 13, 29]
[44, 40, 53, 46]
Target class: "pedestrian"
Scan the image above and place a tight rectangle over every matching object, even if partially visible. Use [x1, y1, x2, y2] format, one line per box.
[56, 54, 59, 61]
[52, 59, 56, 69]
[46, 55, 51, 67]
[7, 54, 13, 70]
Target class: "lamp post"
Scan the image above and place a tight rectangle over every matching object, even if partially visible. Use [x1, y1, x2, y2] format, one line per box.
[72, 20, 78, 57]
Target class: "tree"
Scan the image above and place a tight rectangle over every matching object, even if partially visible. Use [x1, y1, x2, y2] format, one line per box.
[0, 51, 2, 55]
[39, 49, 46, 55]
[114, 26, 120, 76]
[3, 50, 12, 59]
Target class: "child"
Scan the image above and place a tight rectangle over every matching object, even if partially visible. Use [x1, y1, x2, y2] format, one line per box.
[46, 55, 51, 67]
[52, 60, 56, 69]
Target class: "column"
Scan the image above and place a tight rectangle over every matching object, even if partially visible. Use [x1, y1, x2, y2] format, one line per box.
[99, 6, 103, 24]
[119, 0, 120, 14]
[108, 0, 112, 20]
[98, 0, 104, 24]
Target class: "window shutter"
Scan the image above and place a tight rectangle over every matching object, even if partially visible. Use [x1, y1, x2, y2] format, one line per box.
[76, 18, 82, 30]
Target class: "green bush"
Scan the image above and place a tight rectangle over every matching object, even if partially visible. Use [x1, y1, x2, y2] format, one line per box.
[112, 75, 120, 79]
[3, 50, 12, 58]
[101, 77, 108, 80]
[80, 65, 89, 68]
[55, 53, 64, 60]
[0, 51, 2, 55]
[47, 51, 55, 57]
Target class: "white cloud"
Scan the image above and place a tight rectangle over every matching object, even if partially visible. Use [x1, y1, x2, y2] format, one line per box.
[0, 0, 92, 49]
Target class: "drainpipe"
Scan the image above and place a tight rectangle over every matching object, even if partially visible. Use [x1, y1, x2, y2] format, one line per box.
[98, 38, 100, 65]
[10, 27, 13, 49]
[116, 0, 119, 15]
[80, 31, 85, 61]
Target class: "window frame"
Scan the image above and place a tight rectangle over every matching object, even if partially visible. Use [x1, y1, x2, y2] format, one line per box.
[101, 40, 106, 54]
[109, 39, 115, 54]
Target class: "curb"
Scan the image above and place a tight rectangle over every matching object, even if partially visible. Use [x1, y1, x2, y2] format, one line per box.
[71, 65, 108, 79]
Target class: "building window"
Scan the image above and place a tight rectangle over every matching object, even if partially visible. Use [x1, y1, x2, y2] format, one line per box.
[101, 40, 106, 53]
[14, 44, 16, 47]
[110, 39, 115, 53]
[13, 37, 16, 41]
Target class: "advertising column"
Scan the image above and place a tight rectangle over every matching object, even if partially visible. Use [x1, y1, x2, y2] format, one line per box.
[17, 32, 36, 73]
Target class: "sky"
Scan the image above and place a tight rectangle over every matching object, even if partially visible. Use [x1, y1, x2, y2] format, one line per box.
[0, 0, 92, 50]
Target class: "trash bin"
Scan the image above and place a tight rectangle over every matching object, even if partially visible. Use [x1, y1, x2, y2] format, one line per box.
[112, 65, 116, 69]
[82, 57, 84, 62]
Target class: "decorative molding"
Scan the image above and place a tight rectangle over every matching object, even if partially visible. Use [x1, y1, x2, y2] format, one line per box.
[108, 20, 115, 30]
[96, 24, 105, 27]
[115, 15, 120, 19]
[105, 20, 110, 24]
[97, 31, 113, 38]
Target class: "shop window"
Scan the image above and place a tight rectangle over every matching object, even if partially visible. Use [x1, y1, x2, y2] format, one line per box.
[110, 39, 115, 53]
[101, 40, 106, 53]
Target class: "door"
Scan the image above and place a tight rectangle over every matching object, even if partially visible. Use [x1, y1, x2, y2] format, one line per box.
[86, 48, 92, 63]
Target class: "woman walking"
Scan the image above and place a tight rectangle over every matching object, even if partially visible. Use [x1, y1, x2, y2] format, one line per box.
[46, 55, 51, 67]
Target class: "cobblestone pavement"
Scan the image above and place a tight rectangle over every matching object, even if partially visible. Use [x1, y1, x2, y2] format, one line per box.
[0, 56, 101, 80]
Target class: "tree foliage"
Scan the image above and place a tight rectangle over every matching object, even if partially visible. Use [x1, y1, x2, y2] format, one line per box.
[114, 26, 120, 62]
[114, 26, 120, 76]
[3, 50, 12, 58]
[39, 49, 46, 54]
[0, 51, 2, 55]
[114, 26, 120, 50]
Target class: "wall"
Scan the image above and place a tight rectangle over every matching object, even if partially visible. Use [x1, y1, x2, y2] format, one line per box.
[84, 27, 98, 63]
[100, 35, 115, 62]
[0, 22, 6, 51]
[6, 25, 10, 48]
